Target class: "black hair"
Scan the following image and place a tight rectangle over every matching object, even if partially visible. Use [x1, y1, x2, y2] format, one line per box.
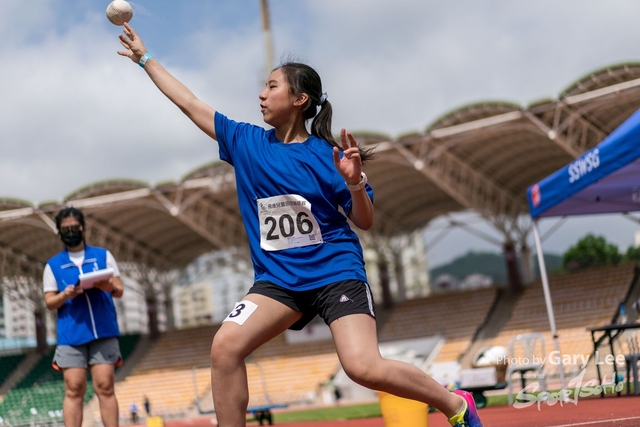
[55, 207, 85, 231]
[276, 62, 374, 164]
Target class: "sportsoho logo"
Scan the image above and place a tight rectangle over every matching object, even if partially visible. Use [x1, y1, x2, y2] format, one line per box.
[502, 351, 625, 410]
[513, 370, 623, 410]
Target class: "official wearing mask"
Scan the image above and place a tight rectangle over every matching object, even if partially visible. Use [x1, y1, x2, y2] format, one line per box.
[43, 207, 123, 427]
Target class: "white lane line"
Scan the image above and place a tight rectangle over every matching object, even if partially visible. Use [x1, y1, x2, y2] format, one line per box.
[547, 416, 640, 427]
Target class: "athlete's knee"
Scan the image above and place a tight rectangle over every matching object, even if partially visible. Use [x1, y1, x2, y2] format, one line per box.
[341, 356, 382, 388]
[210, 329, 247, 368]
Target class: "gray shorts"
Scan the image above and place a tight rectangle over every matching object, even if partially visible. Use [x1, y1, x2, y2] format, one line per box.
[52, 337, 122, 371]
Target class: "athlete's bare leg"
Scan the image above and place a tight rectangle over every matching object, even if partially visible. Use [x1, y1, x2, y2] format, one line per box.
[330, 314, 464, 418]
[210, 294, 303, 427]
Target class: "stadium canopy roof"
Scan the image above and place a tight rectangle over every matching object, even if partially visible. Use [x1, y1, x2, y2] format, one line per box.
[3, 62, 640, 279]
[0, 163, 245, 276]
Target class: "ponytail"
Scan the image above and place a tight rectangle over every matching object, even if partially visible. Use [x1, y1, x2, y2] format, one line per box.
[277, 62, 375, 164]
[311, 101, 375, 164]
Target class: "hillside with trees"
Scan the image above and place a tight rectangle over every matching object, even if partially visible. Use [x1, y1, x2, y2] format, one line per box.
[429, 251, 562, 287]
[431, 234, 640, 290]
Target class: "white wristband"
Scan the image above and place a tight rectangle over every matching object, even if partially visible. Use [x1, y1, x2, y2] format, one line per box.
[346, 172, 367, 192]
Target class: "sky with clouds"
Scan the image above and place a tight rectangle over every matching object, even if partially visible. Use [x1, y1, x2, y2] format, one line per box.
[2, 0, 640, 266]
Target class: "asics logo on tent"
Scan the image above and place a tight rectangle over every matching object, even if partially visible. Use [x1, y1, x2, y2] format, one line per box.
[340, 294, 353, 303]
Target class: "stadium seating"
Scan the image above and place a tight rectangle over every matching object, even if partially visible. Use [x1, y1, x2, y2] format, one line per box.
[0, 334, 140, 426]
[108, 288, 498, 416]
[488, 265, 635, 384]
[0, 353, 26, 388]
[0, 348, 71, 426]
[111, 325, 219, 418]
[112, 325, 339, 416]
[377, 287, 498, 363]
[75, 269, 635, 420]
[247, 333, 340, 406]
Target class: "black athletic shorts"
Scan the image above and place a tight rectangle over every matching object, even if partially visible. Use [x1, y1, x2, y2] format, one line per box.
[248, 279, 376, 330]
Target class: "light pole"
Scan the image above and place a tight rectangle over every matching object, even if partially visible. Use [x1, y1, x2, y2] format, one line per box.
[260, 0, 275, 75]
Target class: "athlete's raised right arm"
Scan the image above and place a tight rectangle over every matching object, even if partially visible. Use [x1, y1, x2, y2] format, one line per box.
[117, 23, 217, 140]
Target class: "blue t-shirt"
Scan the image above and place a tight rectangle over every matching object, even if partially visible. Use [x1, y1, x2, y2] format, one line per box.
[214, 112, 373, 291]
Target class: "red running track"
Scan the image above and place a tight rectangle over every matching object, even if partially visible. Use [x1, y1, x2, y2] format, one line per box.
[165, 395, 640, 427]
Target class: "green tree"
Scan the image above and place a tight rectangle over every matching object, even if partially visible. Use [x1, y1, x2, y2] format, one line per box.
[624, 245, 640, 263]
[562, 234, 622, 271]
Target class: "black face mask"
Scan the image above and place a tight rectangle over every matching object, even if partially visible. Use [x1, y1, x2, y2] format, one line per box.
[61, 231, 83, 248]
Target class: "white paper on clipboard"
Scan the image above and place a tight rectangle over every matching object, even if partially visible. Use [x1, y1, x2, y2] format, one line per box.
[77, 268, 114, 290]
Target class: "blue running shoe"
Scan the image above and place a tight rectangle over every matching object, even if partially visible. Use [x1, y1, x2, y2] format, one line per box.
[448, 390, 484, 427]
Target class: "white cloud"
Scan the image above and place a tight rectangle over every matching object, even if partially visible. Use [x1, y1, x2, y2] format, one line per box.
[272, 0, 640, 134]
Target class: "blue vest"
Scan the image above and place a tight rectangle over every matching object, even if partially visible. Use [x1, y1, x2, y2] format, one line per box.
[47, 245, 120, 346]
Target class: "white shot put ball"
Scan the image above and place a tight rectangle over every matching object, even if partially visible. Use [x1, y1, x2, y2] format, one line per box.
[106, 0, 133, 26]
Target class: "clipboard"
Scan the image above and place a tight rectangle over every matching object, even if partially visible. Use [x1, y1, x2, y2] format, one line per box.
[76, 268, 114, 290]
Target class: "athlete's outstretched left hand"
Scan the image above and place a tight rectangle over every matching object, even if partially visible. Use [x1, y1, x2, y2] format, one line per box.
[333, 129, 362, 185]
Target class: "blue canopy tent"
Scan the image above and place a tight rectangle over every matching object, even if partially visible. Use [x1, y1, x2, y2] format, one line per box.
[526, 107, 640, 395]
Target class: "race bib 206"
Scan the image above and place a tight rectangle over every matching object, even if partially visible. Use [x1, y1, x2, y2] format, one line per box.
[257, 194, 323, 251]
